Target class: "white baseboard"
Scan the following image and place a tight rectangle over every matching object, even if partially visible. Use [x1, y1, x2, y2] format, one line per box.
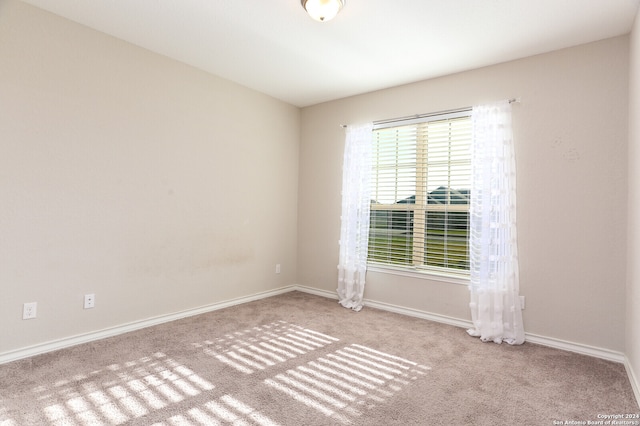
[0, 285, 297, 365]
[296, 285, 637, 407]
[295, 285, 470, 329]
[365, 297, 474, 330]
[301, 287, 631, 370]
[294, 285, 627, 363]
[2, 283, 638, 407]
[625, 355, 640, 409]
[292, 285, 339, 300]
[524, 333, 625, 363]
[0, 284, 630, 368]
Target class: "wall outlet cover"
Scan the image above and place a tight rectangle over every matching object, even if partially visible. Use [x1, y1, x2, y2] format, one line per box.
[23, 302, 37, 320]
[84, 294, 95, 309]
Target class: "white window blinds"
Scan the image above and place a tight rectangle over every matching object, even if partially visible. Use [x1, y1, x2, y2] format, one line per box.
[368, 111, 472, 274]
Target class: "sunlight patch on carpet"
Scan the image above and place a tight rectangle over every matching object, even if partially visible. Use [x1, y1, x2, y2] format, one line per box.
[151, 395, 281, 426]
[197, 320, 339, 374]
[264, 344, 431, 424]
[0, 404, 19, 426]
[33, 352, 215, 426]
[27, 351, 282, 426]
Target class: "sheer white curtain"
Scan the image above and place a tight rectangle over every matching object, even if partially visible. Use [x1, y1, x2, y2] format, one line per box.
[467, 101, 525, 345]
[337, 123, 374, 311]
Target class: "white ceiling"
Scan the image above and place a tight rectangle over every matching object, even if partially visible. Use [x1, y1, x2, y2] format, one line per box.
[20, 0, 640, 107]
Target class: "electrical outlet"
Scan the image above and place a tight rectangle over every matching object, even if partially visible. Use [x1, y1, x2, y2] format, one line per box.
[84, 294, 95, 309]
[23, 302, 37, 320]
[275, 264, 281, 274]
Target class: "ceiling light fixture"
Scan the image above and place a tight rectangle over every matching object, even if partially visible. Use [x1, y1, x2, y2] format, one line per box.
[301, 0, 345, 22]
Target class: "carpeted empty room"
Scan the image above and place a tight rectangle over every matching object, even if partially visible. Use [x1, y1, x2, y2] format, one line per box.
[0, 292, 637, 425]
[3, 1, 640, 425]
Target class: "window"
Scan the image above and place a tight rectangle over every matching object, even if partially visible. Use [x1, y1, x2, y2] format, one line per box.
[368, 110, 472, 277]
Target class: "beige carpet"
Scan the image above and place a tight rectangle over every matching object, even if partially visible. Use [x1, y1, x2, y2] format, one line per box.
[0, 291, 637, 425]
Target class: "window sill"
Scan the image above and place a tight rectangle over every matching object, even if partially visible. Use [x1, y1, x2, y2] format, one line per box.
[367, 264, 470, 286]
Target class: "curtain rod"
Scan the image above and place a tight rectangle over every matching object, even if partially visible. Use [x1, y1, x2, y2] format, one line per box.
[339, 98, 520, 128]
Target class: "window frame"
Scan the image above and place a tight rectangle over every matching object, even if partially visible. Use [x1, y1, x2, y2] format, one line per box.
[367, 109, 472, 284]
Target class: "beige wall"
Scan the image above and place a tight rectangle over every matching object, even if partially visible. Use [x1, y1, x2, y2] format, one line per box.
[627, 7, 640, 400]
[0, 0, 300, 353]
[0, 0, 634, 365]
[299, 36, 630, 352]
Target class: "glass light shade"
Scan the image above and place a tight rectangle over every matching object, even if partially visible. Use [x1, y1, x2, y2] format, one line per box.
[301, 0, 344, 22]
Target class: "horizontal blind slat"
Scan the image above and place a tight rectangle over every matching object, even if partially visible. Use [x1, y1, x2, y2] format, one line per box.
[368, 113, 471, 273]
